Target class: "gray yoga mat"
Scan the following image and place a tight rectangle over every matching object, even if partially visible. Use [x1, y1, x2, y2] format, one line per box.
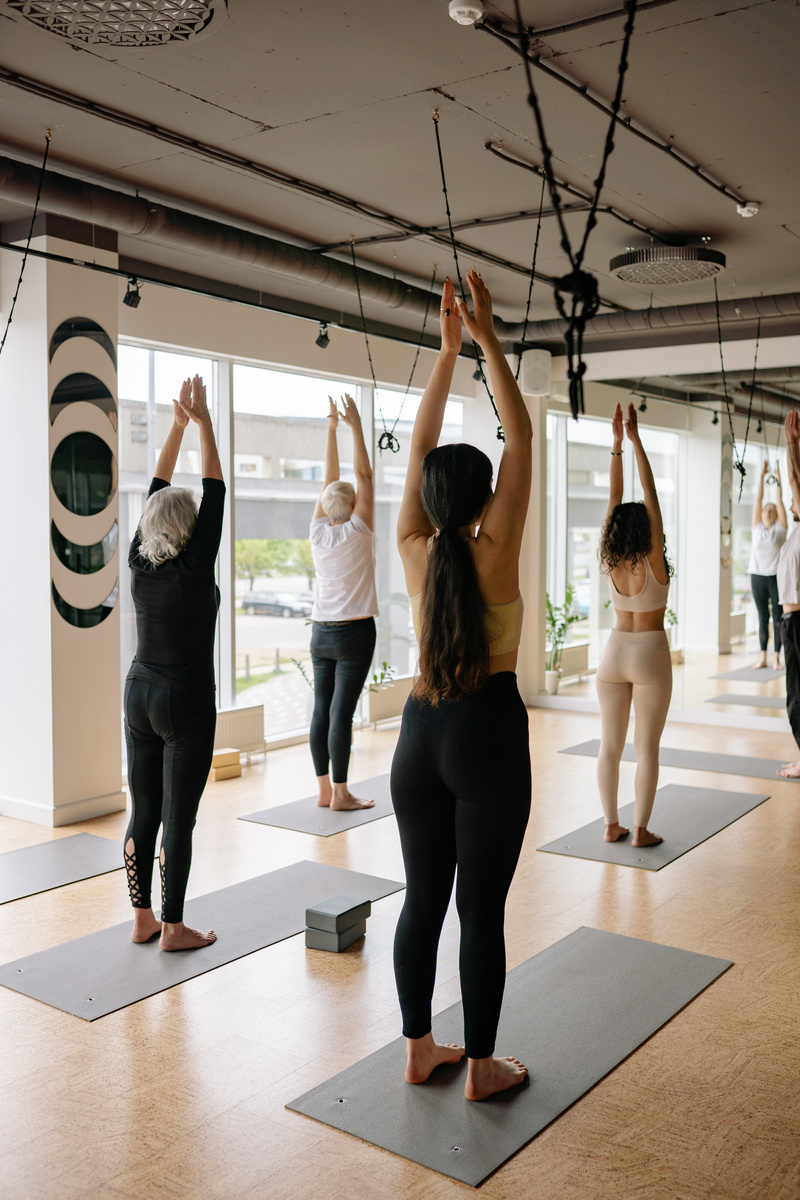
[0, 833, 124, 905]
[240, 774, 393, 836]
[712, 666, 784, 682]
[707, 693, 785, 709]
[287, 926, 731, 1187]
[561, 739, 793, 782]
[537, 783, 769, 870]
[0, 860, 404, 1020]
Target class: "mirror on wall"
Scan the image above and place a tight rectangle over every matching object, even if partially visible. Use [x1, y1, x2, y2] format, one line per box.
[51, 431, 116, 516]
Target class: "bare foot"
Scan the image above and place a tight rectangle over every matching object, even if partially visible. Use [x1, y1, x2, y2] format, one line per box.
[405, 1033, 464, 1083]
[131, 910, 161, 943]
[330, 790, 374, 811]
[465, 1055, 528, 1101]
[777, 761, 800, 778]
[316, 775, 333, 807]
[604, 822, 630, 843]
[160, 922, 217, 950]
[631, 826, 662, 847]
[752, 656, 768, 669]
[317, 792, 332, 808]
[773, 656, 782, 670]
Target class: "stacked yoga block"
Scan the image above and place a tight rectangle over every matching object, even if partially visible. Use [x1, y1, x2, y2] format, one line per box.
[208, 747, 241, 782]
[305, 894, 371, 952]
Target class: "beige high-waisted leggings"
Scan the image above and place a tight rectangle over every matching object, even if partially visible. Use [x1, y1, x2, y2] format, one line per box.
[596, 629, 672, 829]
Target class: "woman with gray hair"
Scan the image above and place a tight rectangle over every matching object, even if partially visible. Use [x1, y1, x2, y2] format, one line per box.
[124, 374, 225, 950]
[308, 394, 378, 809]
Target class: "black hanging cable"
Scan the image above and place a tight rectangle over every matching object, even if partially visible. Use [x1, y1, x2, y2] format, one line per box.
[735, 317, 761, 499]
[513, 0, 636, 419]
[0, 129, 51, 363]
[432, 109, 504, 442]
[348, 236, 400, 453]
[515, 174, 547, 383]
[713, 277, 745, 493]
[385, 265, 438, 446]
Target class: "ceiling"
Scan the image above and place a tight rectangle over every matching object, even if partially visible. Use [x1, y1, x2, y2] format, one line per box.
[0, 0, 799, 406]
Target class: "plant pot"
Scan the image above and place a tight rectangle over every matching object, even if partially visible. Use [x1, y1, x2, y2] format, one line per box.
[544, 670, 560, 695]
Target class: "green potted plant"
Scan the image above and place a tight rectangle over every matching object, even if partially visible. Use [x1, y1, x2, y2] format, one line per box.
[545, 584, 582, 694]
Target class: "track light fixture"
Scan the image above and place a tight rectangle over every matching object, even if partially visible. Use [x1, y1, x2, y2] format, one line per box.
[712, 412, 719, 426]
[123, 277, 141, 308]
[757, 419, 763, 434]
[472, 363, 483, 381]
[315, 322, 330, 350]
[638, 397, 647, 413]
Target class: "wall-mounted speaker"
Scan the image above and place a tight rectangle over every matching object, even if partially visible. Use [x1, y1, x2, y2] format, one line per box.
[521, 348, 552, 396]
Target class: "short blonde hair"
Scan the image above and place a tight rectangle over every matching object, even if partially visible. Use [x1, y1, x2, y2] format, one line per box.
[320, 480, 356, 523]
[137, 487, 198, 565]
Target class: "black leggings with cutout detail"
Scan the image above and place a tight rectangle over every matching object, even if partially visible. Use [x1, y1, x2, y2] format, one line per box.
[124, 675, 216, 923]
[391, 672, 531, 1060]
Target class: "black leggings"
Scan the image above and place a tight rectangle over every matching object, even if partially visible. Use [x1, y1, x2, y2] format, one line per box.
[781, 612, 800, 751]
[124, 676, 216, 923]
[391, 672, 531, 1059]
[309, 617, 376, 782]
[751, 573, 782, 653]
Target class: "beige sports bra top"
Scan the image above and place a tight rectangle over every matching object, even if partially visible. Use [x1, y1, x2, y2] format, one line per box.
[410, 591, 524, 656]
[605, 556, 669, 612]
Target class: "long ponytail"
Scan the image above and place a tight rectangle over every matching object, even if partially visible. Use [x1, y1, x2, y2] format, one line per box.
[413, 444, 493, 704]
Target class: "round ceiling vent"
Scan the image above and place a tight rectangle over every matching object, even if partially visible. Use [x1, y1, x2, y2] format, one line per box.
[3, 0, 227, 47]
[609, 246, 726, 285]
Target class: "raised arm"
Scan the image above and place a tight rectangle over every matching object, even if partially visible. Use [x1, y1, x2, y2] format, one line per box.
[153, 378, 190, 483]
[604, 402, 625, 527]
[752, 459, 767, 529]
[783, 412, 800, 517]
[176, 374, 223, 481]
[774, 459, 788, 529]
[397, 276, 462, 555]
[339, 393, 374, 530]
[312, 397, 339, 521]
[626, 402, 664, 564]
[456, 269, 532, 557]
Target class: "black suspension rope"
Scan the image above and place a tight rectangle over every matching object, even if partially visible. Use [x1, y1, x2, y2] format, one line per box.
[348, 237, 399, 453]
[515, 174, 547, 383]
[432, 109, 504, 442]
[713, 277, 745, 493]
[0, 130, 51, 364]
[384, 265, 439, 447]
[513, 0, 637, 419]
[736, 317, 762, 499]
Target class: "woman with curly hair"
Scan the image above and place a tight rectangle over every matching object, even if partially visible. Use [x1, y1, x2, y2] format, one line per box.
[392, 270, 532, 1101]
[596, 401, 672, 848]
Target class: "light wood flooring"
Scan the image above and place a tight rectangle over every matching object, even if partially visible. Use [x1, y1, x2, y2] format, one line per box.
[1, 705, 799, 1200]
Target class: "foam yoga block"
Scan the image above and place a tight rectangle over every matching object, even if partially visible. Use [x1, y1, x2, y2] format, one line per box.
[288, 927, 732, 1186]
[305, 895, 372, 952]
[305, 921, 367, 952]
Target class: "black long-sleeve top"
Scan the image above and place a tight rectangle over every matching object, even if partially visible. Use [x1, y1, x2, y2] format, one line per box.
[127, 476, 226, 689]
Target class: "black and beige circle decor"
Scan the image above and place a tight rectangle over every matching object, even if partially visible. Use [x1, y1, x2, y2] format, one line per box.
[50, 344, 119, 628]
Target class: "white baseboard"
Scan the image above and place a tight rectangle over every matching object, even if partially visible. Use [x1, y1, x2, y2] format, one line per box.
[0, 789, 127, 828]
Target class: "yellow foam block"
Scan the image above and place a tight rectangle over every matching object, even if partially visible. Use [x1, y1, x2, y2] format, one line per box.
[208, 762, 242, 782]
[211, 747, 240, 769]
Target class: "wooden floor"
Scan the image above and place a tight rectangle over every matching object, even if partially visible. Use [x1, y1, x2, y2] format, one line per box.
[1, 703, 799, 1199]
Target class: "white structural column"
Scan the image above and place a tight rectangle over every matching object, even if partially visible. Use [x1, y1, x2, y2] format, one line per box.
[0, 217, 125, 825]
[680, 412, 732, 656]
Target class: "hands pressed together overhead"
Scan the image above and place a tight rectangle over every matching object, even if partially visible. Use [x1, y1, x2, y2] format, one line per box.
[611, 401, 642, 445]
[176, 374, 211, 426]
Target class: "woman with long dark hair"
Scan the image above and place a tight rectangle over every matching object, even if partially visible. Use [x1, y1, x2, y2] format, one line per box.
[596, 401, 672, 848]
[124, 374, 224, 950]
[392, 271, 532, 1102]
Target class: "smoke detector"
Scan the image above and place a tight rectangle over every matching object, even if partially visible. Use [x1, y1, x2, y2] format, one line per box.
[736, 202, 759, 218]
[449, 1, 484, 25]
[609, 246, 726, 285]
[1, 0, 227, 47]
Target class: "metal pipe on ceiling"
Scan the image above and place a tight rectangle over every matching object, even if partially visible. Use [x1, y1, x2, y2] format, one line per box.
[674, 367, 800, 386]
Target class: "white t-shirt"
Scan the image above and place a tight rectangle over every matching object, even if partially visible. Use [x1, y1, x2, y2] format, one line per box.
[748, 521, 786, 576]
[310, 513, 379, 621]
[777, 523, 800, 606]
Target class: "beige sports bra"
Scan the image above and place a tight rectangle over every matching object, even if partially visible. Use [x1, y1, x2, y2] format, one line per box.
[410, 591, 524, 656]
[605, 557, 669, 612]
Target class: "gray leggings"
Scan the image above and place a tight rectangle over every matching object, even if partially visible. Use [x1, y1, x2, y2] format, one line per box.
[596, 629, 672, 828]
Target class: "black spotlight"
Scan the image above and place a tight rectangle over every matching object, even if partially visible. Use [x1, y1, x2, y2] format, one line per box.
[712, 412, 719, 425]
[315, 322, 330, 349]
[638, 397, 647, 413]
[472, 365, 483, 381]
[123, 277, 141, 308]
[757, 420, 763, 434]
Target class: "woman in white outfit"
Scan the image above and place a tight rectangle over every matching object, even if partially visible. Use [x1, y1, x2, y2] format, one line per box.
[596, 402, 672, 848]
[748, 458, 786, 670]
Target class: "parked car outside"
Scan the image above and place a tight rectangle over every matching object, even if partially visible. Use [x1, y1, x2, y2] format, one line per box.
[242, 590, 312, 617]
